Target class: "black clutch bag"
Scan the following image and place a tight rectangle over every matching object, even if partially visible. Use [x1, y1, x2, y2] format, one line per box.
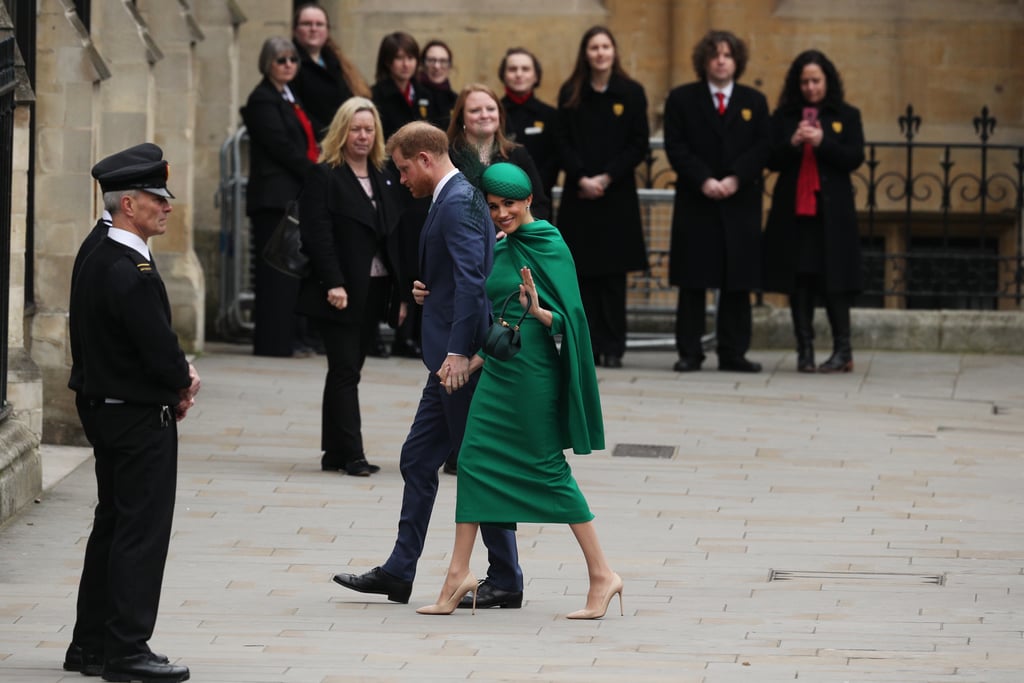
[262, 200, 310, 278]
[482, 290, 532, 361]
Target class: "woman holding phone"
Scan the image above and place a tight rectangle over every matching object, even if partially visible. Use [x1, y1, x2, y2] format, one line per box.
[763, 50, 865, 373]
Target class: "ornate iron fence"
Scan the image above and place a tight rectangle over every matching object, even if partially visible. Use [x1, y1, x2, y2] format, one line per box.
[631, 105, 1024, 313]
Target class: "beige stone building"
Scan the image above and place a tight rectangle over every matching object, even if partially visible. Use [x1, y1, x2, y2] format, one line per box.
[1, 1, 1022, 523]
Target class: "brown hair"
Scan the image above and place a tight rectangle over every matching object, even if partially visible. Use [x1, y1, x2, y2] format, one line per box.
[446, 83, 516, 159]
[375, 32, 420, 84]
[691, 30, 748, 82]
[386, 121, 449, 159]
[291, 3, 371, 98]
[561, 26, 630, 109]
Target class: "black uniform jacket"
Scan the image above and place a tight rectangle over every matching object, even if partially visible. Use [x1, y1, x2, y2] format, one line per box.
[555, 74, 649, 276]
[762, 102, 866, 293]
[502, 93, 559, 197]
[664, 81, 770, 290]
[372, 78, 439, 139]
[240, 78, 317, 215]
[69, 237, 190, 405]
[296, 162, 404, 326]
[290, 42, 355, 139]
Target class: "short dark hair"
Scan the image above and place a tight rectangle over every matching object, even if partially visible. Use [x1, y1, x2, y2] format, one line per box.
[691, 30, 748, 82]
[777, 49, 846, 111]
[498, 47, 543, 90]
[420, 39, 452, 67]
[375, 32, 419, 84]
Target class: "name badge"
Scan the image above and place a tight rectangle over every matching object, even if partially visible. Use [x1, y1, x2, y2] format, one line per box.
[525, 126, 543, 135]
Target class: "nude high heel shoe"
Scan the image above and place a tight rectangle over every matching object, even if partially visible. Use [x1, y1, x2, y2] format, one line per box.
[566, 572, 624, 620]
[416, 573, 478, 615]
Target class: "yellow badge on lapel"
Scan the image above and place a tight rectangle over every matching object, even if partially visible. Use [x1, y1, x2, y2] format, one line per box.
[612, 103, 624, 116]
[741, 108, 752, 121]
[419, 105, 428, 118]
[832, 121, 843, 133]
[533, 120, 545, 131]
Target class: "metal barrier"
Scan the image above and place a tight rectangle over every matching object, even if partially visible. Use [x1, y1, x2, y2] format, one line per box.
[215, 126, 253, 340]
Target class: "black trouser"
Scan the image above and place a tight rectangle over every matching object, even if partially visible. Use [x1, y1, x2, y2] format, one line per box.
[316, 278, 387, 464]
[675, 288, 752, 364]
[72, 399, 178, 660]
[579, 272, 627, 359]
[250, 210, 302, 357]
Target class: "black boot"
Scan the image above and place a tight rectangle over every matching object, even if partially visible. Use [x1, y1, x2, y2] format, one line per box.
[790, 287, 816, 373]
[819, 293, 853, 373]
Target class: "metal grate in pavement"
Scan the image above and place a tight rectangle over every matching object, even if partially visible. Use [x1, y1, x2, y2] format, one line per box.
[612, 443, 677, 459]
[769, 569, 945, 586]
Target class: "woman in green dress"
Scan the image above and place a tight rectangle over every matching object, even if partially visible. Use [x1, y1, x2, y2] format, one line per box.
[417, 163, 623, 619]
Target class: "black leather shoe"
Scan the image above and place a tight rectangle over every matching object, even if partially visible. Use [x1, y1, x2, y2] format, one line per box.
[101, 653, 189, 682]
[718, 357, 762, 373]
[65, 644, 169, 677]
[345, 458, 381, 476]
[442, 460, 457, 475]
[332, 566, 412, 603]
[457, 579, 523, 609]
[64, 643, 104, 676]
[672, 358, 702, 372]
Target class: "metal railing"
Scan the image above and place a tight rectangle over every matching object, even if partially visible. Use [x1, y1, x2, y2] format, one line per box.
[215, 126, 253, 340]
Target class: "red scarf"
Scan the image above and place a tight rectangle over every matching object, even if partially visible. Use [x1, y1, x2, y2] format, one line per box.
[291, 102, 319, 163]
[795, 142, 820, 216]
[504, 88, 532, 106]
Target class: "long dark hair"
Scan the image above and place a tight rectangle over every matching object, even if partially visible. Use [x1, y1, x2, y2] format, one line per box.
[374, 31, 419, 84]
[561, 26, 630, 109]
[777, 49, 846, 112]
[291, 3, 370, 98]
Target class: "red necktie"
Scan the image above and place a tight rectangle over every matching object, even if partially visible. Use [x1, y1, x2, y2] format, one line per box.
[291, 102, 319, 163]
[715, 92, 726, 116]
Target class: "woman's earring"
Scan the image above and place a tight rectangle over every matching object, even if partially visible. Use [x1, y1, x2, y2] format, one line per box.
[526, 204, 531, 210]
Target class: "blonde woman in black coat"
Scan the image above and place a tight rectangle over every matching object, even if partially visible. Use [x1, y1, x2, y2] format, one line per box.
[297, 97, 403, 475]
[763, 50, 865, 373]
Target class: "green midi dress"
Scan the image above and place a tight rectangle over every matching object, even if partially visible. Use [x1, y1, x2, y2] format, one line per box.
[455, 219, 605, 526]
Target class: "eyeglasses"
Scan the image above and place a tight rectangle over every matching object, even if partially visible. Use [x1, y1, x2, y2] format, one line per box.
[424, 58, 450, 67]
[275, 56, 300, 65]
[297, 21, 327, 28]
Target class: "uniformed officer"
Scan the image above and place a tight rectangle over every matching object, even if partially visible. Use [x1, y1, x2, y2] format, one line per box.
[64, 144, 199, 683]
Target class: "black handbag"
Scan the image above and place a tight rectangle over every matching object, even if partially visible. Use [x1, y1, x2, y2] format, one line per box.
[261, 200, 310, 278]
[482, 290, 532, 361]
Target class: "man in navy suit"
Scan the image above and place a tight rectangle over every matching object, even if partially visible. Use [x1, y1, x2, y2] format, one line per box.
[333, 122, 524, 609]
[665, 30, 770, 374]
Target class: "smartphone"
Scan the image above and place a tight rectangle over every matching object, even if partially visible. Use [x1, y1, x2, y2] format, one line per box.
[802, 107, 818, 125]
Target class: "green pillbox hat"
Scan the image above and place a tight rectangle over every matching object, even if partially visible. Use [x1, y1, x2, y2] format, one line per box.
[480, 162, 533, 200]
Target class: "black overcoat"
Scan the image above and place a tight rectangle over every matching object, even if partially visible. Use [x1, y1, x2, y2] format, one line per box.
[664, 82, 770, 290]
[371, 79, 438, 139]
[503, 93, 560, 198]
[290, 42, 355, 139]
[240, 79, 316, 215]
[555, 75, 649, 276]
[762, 102, 865, 293]
[296, 162, 404, 326]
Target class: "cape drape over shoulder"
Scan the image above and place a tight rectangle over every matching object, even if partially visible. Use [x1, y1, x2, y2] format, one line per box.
[497, 219, 605, 453]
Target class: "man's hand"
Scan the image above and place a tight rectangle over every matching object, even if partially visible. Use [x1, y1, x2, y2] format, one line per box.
[437, 355, 470, 395]
[176, 363, 201, 421]
[412, 280, 430, 306]
[327, 286, 348, 310]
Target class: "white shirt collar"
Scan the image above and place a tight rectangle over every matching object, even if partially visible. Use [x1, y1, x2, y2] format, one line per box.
[709, 81, 735, 102]
[107, 227, 151, 260]
[432, 168, 460, 203]
[101, 210, 113, 225]
[281, 84, 295, 103]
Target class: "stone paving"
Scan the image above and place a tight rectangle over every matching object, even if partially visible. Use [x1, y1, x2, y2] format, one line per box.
[1, 343, 1023, 682]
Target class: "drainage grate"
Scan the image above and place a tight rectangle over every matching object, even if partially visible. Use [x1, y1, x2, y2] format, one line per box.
[769, 570, 945, 586]
[612, 443, 676, 459]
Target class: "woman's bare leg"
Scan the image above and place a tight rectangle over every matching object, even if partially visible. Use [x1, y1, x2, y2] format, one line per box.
[568, 521, 622, 616]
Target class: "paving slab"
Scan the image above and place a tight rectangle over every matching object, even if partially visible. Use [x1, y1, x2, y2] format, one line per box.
[1, 343, 1023, 682]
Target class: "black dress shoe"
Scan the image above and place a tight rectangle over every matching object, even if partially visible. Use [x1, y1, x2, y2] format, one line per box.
[64, 643, 104, 676]
[332, 566, 412, 603]
[718, 357, 762, 373]
[457, 579, 523, 609]
[344, 458, 381, 476]
[672, 358, 702, 372]
[101, 653, 189, 682]
[442, 460, 457, 475]
[603, 355, 623, 368]
[65, 644, 169, 677]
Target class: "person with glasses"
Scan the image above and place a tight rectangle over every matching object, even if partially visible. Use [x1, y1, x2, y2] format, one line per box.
[290, 3, 371, 139]
[240, 37, 319, 358]
[417, 39, 458, 131]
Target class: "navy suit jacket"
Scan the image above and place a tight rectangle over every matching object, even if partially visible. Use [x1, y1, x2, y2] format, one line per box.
[418, 172, 495, 371]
